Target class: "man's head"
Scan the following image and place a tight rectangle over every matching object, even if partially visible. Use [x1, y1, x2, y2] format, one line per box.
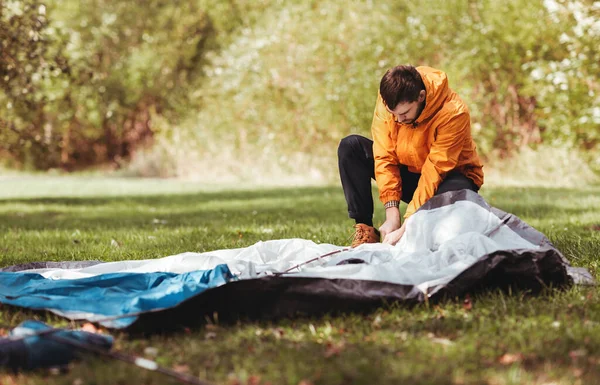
[380, 65, 426, 124]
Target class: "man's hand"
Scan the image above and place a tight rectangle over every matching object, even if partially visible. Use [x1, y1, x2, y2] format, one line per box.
[382, 221, 406, 246]
[379, 206, 401, 240]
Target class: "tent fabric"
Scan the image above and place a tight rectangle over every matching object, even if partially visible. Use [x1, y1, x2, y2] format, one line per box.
[0, 190, 593, 331]
[0, 266, 235, 328]
[0, 320, 113, 370]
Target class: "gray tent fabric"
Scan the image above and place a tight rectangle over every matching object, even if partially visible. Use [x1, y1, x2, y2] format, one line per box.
[0, 190, 593, 331]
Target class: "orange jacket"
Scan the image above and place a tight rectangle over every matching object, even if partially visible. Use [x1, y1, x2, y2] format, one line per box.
[372, 66, 484, 218]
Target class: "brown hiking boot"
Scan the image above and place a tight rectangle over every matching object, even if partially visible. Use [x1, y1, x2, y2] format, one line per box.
[351, 224, 380, 247]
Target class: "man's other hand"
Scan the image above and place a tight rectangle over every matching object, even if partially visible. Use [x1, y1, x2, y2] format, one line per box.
[379, 207, 401, 240]
[382, 221, 406, 246]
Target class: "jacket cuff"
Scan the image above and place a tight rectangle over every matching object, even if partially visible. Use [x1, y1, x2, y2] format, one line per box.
[379, 191, 401, 204]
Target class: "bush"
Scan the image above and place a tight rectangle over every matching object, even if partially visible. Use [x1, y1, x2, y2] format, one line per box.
[0, 0, 244, 170]
[1, 0, 598, 179]
[161, 0, 598, 180]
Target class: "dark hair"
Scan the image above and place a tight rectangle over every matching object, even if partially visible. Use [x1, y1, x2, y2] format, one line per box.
[379, 65, 425, 109]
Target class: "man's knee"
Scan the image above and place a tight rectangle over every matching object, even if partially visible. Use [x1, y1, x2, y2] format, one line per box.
[437, 172, 478, 195]
[338, 134, 364, 159]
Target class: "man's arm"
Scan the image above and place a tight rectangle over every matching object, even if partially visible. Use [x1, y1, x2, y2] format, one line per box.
[404, 110, 471, 218]
[380, 204, 401, 240]
[371, 93, 402, 237]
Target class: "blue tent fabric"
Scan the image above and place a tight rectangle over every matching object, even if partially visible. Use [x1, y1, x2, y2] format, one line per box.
[0, 320, 114, 370]
[0, 264, 235, 328]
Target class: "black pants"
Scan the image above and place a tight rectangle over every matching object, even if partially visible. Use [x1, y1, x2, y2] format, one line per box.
[337, 134, 479, 224]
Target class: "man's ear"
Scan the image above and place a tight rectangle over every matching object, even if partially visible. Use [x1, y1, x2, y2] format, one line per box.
[418, 89, 426, 102]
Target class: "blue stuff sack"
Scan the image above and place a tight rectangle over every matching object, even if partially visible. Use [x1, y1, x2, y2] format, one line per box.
[0, 320, 113, 371]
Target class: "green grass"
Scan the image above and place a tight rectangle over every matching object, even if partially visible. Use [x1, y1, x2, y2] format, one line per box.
[1, 177, 600, 385]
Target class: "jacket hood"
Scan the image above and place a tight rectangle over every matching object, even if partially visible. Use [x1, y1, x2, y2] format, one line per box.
[415, 66, 449, 124]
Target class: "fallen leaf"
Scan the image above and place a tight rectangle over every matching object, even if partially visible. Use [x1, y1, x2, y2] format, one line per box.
[81, 323, 99, 334]
[247, 375, 261, 385]
[324, 341, 345, 358]
[372, 315, 382, 327]
[144, 347, 159, 357]
[50, 367, 62, 375]
[298, 381, 314, 385]
[272, 327, 285, 339]
[463, 294, 473, 311]
[173, 364, 190, 373]
[587, 356, 600, 365]
[430, 337, 454, 346]
[110, 239, 120, 248]
[434, 305, 445, 319]
[569, 349, 587, 360]
[2, 375, 19, 385]
[499, 353, 522, 365]
[205, 331, 217, 340]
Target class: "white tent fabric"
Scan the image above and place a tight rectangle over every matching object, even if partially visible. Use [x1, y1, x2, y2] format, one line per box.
[23, 199, 540, 295]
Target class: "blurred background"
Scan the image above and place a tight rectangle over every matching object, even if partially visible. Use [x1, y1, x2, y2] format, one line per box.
[1, 0, 599, 185]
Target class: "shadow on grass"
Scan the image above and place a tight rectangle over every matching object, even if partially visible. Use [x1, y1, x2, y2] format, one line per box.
[1, 185, 598, 231]
[0, 185, 341, 206]
[482, 186, 600, 213]
[0, 186, 349, 231]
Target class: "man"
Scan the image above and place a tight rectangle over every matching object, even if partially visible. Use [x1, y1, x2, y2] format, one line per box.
[338, 65, 484, 247]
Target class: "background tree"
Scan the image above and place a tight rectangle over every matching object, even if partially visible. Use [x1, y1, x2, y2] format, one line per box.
[1, 0, 598, 175]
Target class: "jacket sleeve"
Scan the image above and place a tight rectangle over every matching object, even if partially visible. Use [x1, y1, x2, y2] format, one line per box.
[371, 94, 402, 204]
[404, 110, 470, 218]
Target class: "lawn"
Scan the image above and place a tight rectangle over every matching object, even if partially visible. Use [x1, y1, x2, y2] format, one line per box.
[1, 176, 599, 385]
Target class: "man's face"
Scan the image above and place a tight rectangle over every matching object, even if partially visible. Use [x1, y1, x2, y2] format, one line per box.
[386, 90, 426, 124]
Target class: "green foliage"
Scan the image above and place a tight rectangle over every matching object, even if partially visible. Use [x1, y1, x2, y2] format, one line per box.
[529, 1, 600, 150]
[165, 0, 598, 180]
[0, 0, 244, 170]
[423, 0, 600, 155]
[0, 0, 62, 168]
[1, 0, 598, 174]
